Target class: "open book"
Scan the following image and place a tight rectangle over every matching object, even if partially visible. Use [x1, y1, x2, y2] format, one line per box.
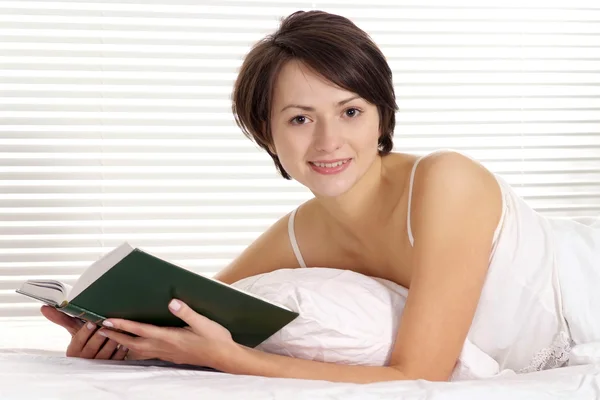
[16, 242, 298, 348]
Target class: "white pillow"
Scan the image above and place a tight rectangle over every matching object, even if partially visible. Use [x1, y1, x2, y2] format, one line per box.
[232, 267, 501, 380]
[232, 267, 407, 366]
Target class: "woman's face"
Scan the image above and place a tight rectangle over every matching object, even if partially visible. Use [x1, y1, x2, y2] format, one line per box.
[269, 59, 381, 198]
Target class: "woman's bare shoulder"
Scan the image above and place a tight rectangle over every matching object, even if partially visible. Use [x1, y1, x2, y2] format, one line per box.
[408, 150, 503, 237]
[412, 150, 498, 190]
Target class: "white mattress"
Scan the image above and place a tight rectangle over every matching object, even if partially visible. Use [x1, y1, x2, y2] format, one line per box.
[2, 319, 600, 400]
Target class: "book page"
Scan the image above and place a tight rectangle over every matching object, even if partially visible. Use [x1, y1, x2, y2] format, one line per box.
[16, 281, 67, 306]
[68, 242, 134, 302]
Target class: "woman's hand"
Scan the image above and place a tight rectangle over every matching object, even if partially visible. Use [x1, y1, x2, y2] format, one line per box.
[98, 299, 240, 369]
[80, 300, 413, 383]
[40, 305, 131, 360]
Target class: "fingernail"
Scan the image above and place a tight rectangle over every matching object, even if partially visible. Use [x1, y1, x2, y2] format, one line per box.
[121, 346, 128, 352]
[86, 322, 95, 330]
[169, 299, 181, 312]
[102, 320, 114, 327]
[98, 330, 107, 337]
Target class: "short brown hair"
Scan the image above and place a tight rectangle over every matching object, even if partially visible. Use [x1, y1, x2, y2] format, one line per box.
[232, 10, 398, 180]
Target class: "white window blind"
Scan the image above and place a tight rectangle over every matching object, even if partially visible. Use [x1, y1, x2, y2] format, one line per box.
[1, 0, 599, 320]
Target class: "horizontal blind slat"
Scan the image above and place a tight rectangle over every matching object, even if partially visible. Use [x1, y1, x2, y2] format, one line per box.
[1, 1, 598, 315]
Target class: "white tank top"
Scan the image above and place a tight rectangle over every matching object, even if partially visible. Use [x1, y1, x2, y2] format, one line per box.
[287, 150, 600, 373]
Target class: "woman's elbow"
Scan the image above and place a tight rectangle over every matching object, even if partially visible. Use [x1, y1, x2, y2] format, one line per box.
[389, 363, 452, 382]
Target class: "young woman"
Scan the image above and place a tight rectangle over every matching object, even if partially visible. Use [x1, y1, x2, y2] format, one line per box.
[41, 10, 600, 383]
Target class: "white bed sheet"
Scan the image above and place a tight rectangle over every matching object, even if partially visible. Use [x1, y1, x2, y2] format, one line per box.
[2, 319, 600, 400]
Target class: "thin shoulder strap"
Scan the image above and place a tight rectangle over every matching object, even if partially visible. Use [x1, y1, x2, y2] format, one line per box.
[406, 154, 429, 247]
[288, 207, 307, 268]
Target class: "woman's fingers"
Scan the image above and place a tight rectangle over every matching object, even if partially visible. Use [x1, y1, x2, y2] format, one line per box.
[40, 305, 84, 336]
[111, 344, 129, 360]
[57, 319, 132, 361]
[101, 318, 164, 340]
[66, 321, 96, 356]
[67, 322, 103, 358]
[169, 299, 232, 342]
[94, 338, 120, 360]
[79, 330, 112, 359]
[98, 328, 142, 353]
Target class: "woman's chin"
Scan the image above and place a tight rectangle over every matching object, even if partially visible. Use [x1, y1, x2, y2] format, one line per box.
[309, 180, 355, 198]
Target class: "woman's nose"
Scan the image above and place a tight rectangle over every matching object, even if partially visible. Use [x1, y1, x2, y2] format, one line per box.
[312, 120, 343, 153]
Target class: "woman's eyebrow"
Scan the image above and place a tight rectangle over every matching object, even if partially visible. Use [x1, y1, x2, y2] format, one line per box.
[279, 95, 360, 113]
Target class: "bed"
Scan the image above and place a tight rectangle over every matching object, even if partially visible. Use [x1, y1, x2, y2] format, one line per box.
[2, 319, 600, 399]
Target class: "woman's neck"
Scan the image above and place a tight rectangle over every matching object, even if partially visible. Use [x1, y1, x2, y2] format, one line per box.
[315, 155, 398, 236]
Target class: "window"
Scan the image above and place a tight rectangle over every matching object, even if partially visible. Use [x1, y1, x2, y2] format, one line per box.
[2, 0, 599, 319]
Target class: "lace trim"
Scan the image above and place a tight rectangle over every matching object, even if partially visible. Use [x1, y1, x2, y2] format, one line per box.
[519, 331, 574, 373]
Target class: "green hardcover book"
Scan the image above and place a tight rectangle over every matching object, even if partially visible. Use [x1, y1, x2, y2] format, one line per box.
[16, 242, 299, 348]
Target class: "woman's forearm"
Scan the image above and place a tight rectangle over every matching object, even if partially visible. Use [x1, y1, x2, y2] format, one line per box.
[222, 345, 409, 384]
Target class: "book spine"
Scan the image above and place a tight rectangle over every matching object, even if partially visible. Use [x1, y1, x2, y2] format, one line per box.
[59, 302, 107, 326]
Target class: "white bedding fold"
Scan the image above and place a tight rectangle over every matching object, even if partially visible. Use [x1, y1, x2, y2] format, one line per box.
[1, 349, 600, 400]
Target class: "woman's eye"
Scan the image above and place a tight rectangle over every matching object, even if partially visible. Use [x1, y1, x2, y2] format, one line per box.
[345, 108, 361, 118]
[290, 115, 307, 125]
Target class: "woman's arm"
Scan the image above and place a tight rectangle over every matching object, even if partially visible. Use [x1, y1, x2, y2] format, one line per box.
[387, 151, 503, 380]
[227, 345, 407, 383]
[213, 211, 303, 284]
